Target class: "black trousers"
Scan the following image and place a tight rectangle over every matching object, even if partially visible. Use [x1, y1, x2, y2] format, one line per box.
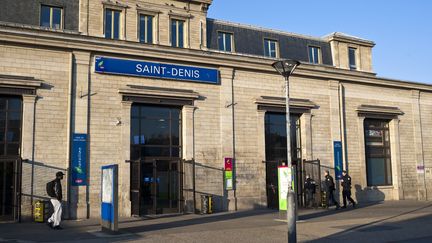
[305, 190, 315, 207]
[326, 190, 339, 207]
[342, 190, 355, 206]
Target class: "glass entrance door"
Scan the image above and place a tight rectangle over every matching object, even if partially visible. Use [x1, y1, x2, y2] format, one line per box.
[264, 112, 301, 209]
[130, 105, 182, 216]
[140, 160, 180, 215]
[0, 96, 22, 221]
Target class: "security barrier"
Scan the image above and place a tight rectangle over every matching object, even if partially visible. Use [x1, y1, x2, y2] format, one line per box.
[321, 191, 327, 208]
[200, 195, 213, 214]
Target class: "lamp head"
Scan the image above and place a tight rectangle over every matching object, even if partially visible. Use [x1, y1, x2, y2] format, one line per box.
[272, 59, 300, 78]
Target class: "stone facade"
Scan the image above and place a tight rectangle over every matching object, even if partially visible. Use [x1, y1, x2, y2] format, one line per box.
[0, 0, 431, 221]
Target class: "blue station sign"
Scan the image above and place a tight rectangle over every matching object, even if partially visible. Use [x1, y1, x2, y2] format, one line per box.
[95, 56, 219, 84]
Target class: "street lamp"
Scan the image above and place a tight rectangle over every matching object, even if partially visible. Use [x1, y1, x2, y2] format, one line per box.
[272, 59, 300, 243]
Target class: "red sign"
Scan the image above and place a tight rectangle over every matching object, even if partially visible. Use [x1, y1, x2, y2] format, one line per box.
[224, 157, 233, 171]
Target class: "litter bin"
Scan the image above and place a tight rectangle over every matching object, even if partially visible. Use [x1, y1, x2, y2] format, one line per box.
[200, 194, 213, 214]
[34, 200, 50, 223]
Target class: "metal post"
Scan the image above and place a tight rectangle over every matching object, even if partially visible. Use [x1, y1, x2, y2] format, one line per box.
[285, 75, 296, 243]
[271, 59, 300, 243]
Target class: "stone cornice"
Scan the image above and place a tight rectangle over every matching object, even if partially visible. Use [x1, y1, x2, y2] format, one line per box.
[0, 74, 43, 89]
[119, 85, 200, 100]
[0, 26, 431, 92]
[255, 96, 318, 110]
[356, 105, 404, 117]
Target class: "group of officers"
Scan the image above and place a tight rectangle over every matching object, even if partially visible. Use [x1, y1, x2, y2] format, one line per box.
[304, 170, 357, 209]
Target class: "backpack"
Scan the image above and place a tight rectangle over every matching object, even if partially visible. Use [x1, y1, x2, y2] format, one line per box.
[46, 180, 56, 197]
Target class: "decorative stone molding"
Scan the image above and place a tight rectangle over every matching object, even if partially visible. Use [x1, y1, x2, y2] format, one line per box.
[119, 85, 200, 106]
[255, 96, 317, 113]
[0, 74, 42, 95]
[102, 0, 129, 9]
[356, 104, 404, 118]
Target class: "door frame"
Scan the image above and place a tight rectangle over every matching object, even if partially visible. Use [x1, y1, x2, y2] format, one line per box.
[0, 157, 22, 222]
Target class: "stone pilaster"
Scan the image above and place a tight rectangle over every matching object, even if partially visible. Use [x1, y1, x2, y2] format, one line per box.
[357, 116, 367, 188]
[69, 51, 91, 219]
[411, 90, 427, 200]
[21, 95, 36, 162]
[79, 0, 89, 34]
[219, 67, 236, 211]
[182, 105, 195, 212]
[257, 109, 267, 205]
[300, 112, 313, 161]
[389, 118, 403, 200]
[119, 100, 132, 217]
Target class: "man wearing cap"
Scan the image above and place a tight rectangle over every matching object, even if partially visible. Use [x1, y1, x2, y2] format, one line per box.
[47, 171, 64, 229]
[341, 170, 356, 208]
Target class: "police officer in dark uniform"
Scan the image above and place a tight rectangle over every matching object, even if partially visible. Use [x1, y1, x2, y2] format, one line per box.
[304, 174, 317, 208]
[324, 170, 340, 209]
[341, 170, 356, 208]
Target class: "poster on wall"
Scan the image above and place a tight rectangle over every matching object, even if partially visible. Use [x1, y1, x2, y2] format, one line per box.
[224, 158, 233, 190]
[333, 141, 343, 180]
[71, 133, 87, 186]
[278, 166, 292, 211]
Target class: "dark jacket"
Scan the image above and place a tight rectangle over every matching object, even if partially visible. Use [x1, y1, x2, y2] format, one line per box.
[53, 178, 62, 201]
[341, 174, 352, 191]
[304, 178, 316, 193]
[324, 174, 335, 191]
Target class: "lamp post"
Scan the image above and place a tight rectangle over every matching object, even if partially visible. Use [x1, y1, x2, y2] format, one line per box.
[272, 59, 300, 243]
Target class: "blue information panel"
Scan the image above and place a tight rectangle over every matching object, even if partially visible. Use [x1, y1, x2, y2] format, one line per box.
[95, 56, 219, 84]
[101, 164, 118, 231]
[71, 133, 87, 186]
[334, 141, 343, 180]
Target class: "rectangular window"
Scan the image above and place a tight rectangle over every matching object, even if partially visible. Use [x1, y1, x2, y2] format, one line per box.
[308, 46, 321, 64]
[217, 32, 233, 52]
[264, 39, 278, 58]
[364, 119, 392, 186]
[105, 9, 121, 39]
[171, 19, 185, 48]
[139, 14, 153, 44]
[40, 5, 62, 29]
[349, 47, 357, 70]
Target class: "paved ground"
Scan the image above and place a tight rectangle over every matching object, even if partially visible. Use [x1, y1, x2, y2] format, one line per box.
[1, 200, 432, 243]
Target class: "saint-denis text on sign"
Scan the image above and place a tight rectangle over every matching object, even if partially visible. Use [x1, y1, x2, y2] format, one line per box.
[95, 56, 219, 84]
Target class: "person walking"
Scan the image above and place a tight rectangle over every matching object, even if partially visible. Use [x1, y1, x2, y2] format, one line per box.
[341, 170, 356, 208]
[46, 171, 64, 230]
[304, 174, 317, 208]
[324, 170, 340, 209]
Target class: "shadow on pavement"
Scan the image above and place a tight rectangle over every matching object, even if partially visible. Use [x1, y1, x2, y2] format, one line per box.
[299, 201, 383, 221]
[122, 209, 275, 233]
[307, 203, 432, 243]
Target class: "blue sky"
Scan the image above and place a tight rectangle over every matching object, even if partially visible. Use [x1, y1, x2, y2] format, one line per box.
[208, 1, 432, 84]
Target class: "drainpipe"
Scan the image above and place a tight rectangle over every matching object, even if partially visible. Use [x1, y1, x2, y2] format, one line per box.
[338, 83, 348, 170]
[66, 53, 74, 219]
[231, 69, 237, 211]
[29, 96, 37, 220]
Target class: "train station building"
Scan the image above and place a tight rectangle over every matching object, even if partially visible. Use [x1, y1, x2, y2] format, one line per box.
[0, 0, 431, 221]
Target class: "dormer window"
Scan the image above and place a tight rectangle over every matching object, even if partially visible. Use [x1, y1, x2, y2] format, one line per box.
[308, 46, 321, 64]
[264, 39, 278, 58]
[40, 5, 63, 29]
[217, 32, 234, 52]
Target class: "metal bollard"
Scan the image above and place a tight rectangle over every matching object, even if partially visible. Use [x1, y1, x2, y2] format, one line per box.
[287, 188, 297, 243]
